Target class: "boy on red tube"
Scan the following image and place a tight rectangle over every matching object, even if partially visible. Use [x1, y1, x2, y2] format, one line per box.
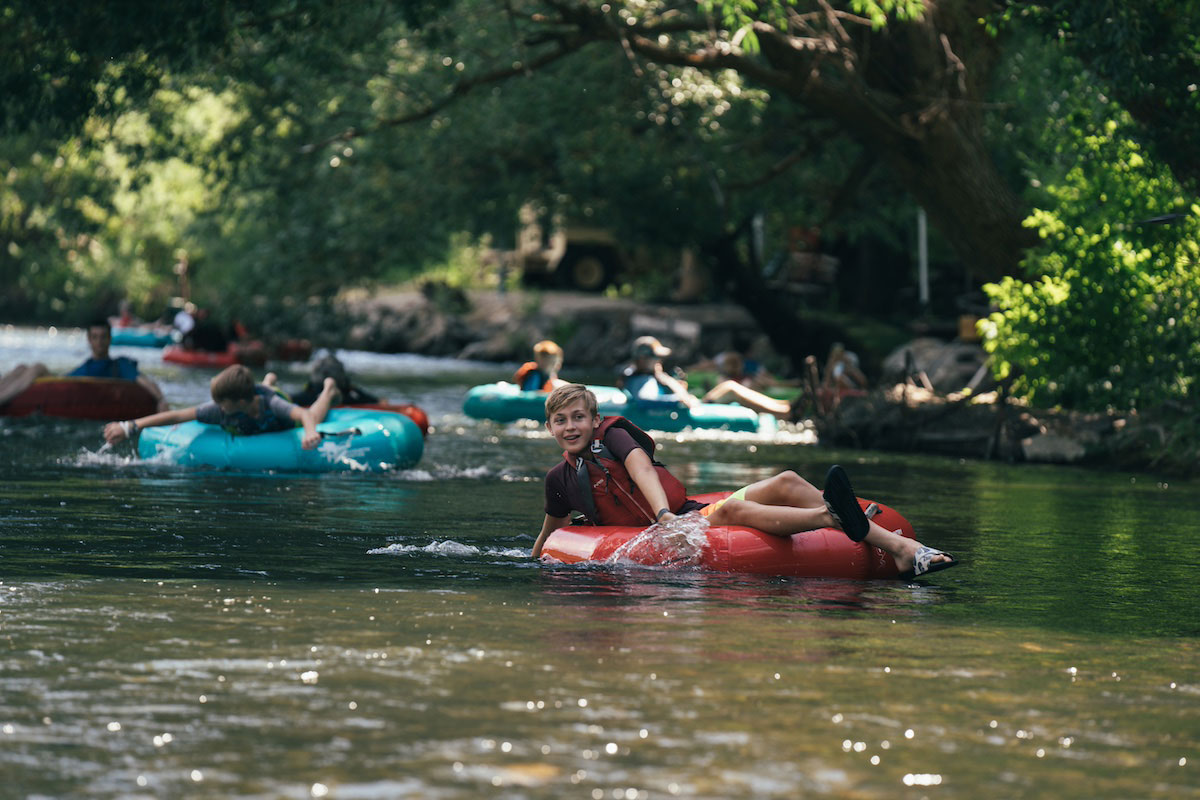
[532, 384, 956, 579]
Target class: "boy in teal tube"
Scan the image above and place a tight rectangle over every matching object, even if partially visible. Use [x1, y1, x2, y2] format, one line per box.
[103, 364, 336, 449]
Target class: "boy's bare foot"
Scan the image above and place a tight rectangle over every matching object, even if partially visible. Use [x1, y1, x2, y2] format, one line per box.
[892, 537, 958, 579]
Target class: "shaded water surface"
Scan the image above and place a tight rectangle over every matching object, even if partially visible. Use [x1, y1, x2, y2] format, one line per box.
[2, 326, 1198, 798]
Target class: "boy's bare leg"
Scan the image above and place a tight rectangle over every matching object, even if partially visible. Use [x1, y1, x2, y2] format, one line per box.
[0, 364, 49, 405]
[706, 470, 952, 574]
[701, 380, 792, 418]
[705, 471, 829, 533]
[307, 377, 338, 424]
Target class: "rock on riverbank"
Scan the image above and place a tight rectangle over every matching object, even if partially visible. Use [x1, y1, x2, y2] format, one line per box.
[339, 287, 769, 368]
[818, 384, 1195, 476]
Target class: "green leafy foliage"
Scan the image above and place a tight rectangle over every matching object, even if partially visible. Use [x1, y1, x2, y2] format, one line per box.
[0, 76, 241, 322]
[982, 112, 1200, 412]
[1003, 1, 1200, 192]
[2, 0, 1196, 431]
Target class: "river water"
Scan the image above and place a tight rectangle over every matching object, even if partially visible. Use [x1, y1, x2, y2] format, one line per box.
[2, 325, 1198, 799]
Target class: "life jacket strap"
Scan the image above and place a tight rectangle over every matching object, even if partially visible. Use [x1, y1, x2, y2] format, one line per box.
[574, 457, 601, 523]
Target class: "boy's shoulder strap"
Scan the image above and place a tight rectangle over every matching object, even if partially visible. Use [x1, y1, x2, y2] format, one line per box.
[595, 416, 658, 461]
[571, 456, 601, 524]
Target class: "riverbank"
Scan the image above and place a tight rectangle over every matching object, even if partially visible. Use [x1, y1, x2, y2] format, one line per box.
[338, 286, 770, 368]
[332, 286, 1196, 477]
[818, 384, 1198, 478]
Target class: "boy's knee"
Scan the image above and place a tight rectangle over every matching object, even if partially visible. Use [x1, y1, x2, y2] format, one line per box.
[782, 470, 814, 492]
[711, 497, 748, 523]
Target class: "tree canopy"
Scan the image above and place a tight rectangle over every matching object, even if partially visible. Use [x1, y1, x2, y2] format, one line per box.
[1, 0, 1197, 410]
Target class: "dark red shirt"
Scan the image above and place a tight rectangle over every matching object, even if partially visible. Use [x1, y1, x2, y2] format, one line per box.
[543, 427, 705, 520]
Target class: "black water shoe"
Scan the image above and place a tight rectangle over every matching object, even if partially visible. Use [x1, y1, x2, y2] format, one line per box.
[823, 464, 869, 542]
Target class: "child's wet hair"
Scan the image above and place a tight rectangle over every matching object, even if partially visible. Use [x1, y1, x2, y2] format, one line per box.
[310, 354, 349, 391]
[545, 383, 597, 420]
[210, 364, 257, 403]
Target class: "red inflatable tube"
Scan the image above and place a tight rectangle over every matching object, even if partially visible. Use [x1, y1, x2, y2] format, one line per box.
[540, 492, 914, 579]
[163, 342, 268, 368]
[342, 402, 430, 436]
[1, 377, 158, 421]
[272, 339, 313, 362]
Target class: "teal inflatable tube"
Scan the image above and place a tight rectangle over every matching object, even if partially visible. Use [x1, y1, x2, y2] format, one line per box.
[111, 327, 176, 347]
[463, 382, 627, 423]
[137, 408, 424, 472]
[462, 382, 761, 433]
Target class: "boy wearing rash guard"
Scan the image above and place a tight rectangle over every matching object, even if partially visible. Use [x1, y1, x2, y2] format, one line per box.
[102, 364, 337, 449]
[531, 384, 957, 579]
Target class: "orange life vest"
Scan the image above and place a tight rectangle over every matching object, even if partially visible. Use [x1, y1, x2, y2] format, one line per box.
[564, 416, 688, 526]
[513, 362, 553, 392]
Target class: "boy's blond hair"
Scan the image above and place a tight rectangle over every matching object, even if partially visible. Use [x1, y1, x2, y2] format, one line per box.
[210, 364, 256, 403]
[533, 340, 563, 371]
[545, 383, 597, 419]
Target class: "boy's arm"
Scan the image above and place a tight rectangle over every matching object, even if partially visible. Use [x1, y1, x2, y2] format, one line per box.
[532, 513, 571, 559]
[103, 406, 197, 443]
[623, 447, 677, 523]
[291, 405, 321, 449]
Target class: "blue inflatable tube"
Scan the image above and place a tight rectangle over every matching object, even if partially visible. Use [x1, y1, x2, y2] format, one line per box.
[111, 326, 177, 347]
[462, 382, 761, 433]
[137, 408, 424, 472]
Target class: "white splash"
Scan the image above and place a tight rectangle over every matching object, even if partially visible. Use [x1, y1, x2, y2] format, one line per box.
[607, 512, 711, 568]
[396, 465, 494, 481]
[368, 540, 528, 559]
[67, 444, 140, 468]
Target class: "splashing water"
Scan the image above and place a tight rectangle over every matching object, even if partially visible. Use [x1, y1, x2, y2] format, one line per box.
[67, 443, 141, 468]
[606, 512, 711, 568]
[368, 540, 528, 559]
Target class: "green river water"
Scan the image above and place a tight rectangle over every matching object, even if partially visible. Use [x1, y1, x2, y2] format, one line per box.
[1, 326, 1198, 799]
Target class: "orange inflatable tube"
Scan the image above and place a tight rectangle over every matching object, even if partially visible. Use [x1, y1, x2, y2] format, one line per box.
[540, 492, 914, 579]
[342, 402, 430, 436]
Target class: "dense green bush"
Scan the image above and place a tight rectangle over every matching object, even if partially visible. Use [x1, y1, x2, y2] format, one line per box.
[982, 115, 1200, 412]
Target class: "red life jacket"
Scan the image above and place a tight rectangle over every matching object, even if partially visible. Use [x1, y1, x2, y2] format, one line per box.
[564, 416, 688, 526]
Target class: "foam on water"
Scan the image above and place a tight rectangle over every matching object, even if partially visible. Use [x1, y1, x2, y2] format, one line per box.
[66, 444, 142, 468]
[396, 464, 494, 481]
[367, 540, 528, 559]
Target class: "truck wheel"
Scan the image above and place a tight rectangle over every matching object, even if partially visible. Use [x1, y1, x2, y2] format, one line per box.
[558, 249, 617, 291]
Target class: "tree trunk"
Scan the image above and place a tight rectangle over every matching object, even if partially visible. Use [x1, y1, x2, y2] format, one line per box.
[753, 0, 1035, 280]
[703, 219, 860, 375]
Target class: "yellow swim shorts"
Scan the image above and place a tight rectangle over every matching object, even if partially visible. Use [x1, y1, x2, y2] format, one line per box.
[699, 485, 749, 518]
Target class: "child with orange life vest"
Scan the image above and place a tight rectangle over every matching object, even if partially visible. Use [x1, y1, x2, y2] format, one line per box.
[531, 384, 957, 579]
[512, 340, 568, 392]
